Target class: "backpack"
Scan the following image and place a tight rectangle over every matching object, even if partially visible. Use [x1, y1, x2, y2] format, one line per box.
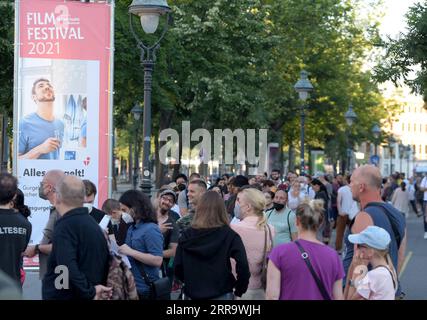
[106, 254, 139, 300]
[364, 202, 406, 249]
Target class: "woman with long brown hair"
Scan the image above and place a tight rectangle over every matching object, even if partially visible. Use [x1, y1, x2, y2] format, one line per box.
[174, 191, 250, 300]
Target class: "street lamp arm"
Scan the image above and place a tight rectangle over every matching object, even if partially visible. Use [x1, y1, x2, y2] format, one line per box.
[129, 12, 171, 62]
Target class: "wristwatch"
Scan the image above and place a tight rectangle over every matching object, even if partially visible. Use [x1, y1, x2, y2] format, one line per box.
[35, 244, 40, 255]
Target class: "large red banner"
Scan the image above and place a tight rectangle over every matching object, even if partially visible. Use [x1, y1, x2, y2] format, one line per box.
[15, 0, 113, 265]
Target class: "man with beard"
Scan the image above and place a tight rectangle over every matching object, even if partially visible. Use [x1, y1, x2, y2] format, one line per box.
[270, 169, 282, 187]
[18, 78, 64, 160]
[24, 170, 65, 280]
[157, 190, 180, 279]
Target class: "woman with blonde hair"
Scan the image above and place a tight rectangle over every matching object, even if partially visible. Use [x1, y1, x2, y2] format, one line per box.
[346, 226, 397, 300]
[231, 188, 275, 299]
[266, 199, 344, 300]
[288, 180, 305, 211]
[174, 191, 250, 300]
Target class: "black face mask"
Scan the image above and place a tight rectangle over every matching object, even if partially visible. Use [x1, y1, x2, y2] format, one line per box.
[273, 202, 285, 211]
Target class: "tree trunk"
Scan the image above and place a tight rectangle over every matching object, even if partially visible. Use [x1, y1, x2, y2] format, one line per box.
[288, 142, 295, 173]
[128, 142, 133, 184]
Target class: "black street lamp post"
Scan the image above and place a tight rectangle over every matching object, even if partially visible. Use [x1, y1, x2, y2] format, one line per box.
[131, 103, 143, 190]
[129, 0, 171, 196]
[372, 124, 381, 157]
[345, 104, 357, 173]
[294, 71, 313, 175]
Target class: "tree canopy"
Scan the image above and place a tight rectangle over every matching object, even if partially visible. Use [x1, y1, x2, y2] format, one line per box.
[375, 1, 427, 100]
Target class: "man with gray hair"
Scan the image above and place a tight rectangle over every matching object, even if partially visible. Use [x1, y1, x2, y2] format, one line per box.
[24, 169, 65, 280]
[42, 176, 111, 300]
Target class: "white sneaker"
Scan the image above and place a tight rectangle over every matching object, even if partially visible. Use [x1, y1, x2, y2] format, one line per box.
[424, 232, 427, 240]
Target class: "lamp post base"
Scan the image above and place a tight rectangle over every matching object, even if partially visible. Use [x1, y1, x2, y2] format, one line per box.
[140, 178, 152, 197]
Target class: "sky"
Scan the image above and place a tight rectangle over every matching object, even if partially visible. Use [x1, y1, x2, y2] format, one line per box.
[378, 0, 420, 39]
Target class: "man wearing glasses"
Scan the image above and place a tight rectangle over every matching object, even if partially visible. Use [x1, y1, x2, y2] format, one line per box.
[24, 170, 65, 280]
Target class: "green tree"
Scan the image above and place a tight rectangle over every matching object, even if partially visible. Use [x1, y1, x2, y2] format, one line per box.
[375, 1, 427, 100]
[0, 2, 14, 117]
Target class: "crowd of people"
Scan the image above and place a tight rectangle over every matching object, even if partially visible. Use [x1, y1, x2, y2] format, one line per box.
[1, 164, 423, 300]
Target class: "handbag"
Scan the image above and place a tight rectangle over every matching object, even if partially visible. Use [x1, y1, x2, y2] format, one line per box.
[260, 224, 273, 290]
[294, 240, 331, 300]
[136, 261, 172, 300]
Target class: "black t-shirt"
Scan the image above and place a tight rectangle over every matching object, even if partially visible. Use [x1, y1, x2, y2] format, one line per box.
[0, 209, 32, 284]
[89, 207, 106, 224]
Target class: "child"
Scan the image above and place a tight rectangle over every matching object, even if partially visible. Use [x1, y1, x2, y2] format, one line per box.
[102, 198, 133, 246]
[347, 226, 397, 300]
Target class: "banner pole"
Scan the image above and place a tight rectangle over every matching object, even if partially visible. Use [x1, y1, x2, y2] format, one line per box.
[13, 0, 21, 176]
[108, 0, 115, 198]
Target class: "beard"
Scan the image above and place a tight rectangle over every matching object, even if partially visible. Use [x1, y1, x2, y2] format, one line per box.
[38, 90, 55, 102]
[160, 206, 170, 214]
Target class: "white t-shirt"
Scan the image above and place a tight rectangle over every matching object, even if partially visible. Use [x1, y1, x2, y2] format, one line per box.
[356, 266, 396, 300]
[421, 176, 427, 201]
[338, 185, 359, 218]
[288, 192, 305, 211]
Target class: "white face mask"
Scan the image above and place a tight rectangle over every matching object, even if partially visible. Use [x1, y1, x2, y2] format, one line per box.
[83, 202, 93, 213]
[122, 212, 134, 224]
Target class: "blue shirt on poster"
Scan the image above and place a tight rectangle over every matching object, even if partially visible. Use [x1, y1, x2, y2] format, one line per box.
[18, 113, 64, 160]
[80, 119, 87, 139]
[125, 222, 163, 295]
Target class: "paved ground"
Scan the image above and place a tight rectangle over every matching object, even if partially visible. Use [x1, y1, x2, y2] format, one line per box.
[399, 213, 427, 299]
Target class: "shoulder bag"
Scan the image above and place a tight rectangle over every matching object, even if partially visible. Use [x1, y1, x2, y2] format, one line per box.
[294, 240, 331, 300]
[260, 224, 273, 290]
[136, 261, 172, 300]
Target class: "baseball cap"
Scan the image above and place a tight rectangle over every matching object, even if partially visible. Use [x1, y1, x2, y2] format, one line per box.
[348, 226, 391, 250]
[159, 189, 177, 203]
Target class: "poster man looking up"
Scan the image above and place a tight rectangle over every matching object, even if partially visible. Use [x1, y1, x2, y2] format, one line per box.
[18, 78, 64, 160]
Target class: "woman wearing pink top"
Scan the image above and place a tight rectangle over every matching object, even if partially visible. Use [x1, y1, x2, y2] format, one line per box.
[231, 188, 275, 300]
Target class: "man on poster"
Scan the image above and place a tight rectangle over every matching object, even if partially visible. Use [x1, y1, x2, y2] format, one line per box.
[18, 78, 64, 160]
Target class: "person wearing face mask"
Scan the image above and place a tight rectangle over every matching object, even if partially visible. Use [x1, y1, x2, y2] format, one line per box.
[42, 176, 111, 300]
[288, 181, 306, 211]
[118, 190, 164, 300]
[231, 188, 275, 299]
[24, 169, 65, 280]
[102, 199, 133, 246]
[265, 190, 298, 246]
[83, 179, 107, 224]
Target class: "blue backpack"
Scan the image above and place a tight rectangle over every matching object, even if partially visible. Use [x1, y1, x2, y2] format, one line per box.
[364, 202, 406, 248]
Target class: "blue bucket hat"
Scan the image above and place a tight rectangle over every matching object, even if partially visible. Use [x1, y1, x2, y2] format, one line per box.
[348, 226, 391, 250]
